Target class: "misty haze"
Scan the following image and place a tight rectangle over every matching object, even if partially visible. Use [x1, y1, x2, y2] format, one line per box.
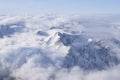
[0, 0, 120, 80]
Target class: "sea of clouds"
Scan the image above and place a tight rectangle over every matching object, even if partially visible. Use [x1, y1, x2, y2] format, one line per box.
[0, 14, 120, 80]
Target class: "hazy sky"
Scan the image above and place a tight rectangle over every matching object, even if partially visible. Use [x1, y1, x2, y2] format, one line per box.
[0, 0, 120, 15]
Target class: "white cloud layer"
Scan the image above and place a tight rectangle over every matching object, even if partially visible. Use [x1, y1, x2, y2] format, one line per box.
[0, 15, 120, 80]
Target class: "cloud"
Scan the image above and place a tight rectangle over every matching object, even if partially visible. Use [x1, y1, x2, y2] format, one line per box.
[0, 15, 120, 80]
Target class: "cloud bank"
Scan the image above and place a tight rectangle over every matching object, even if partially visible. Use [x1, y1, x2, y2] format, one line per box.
[0, 15, 120, 80]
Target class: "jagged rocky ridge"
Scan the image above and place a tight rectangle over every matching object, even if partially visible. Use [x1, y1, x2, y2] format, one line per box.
[59, 33, 120, 70]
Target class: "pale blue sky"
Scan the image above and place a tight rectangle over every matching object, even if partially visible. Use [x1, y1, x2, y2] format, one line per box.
[0, 0, 120, 15]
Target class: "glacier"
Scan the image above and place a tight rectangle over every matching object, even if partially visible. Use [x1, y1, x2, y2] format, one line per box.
[0, 15, 120, 80]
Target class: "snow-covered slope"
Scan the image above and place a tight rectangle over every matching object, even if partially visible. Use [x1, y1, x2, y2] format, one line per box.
[0, 15, 120, 80]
